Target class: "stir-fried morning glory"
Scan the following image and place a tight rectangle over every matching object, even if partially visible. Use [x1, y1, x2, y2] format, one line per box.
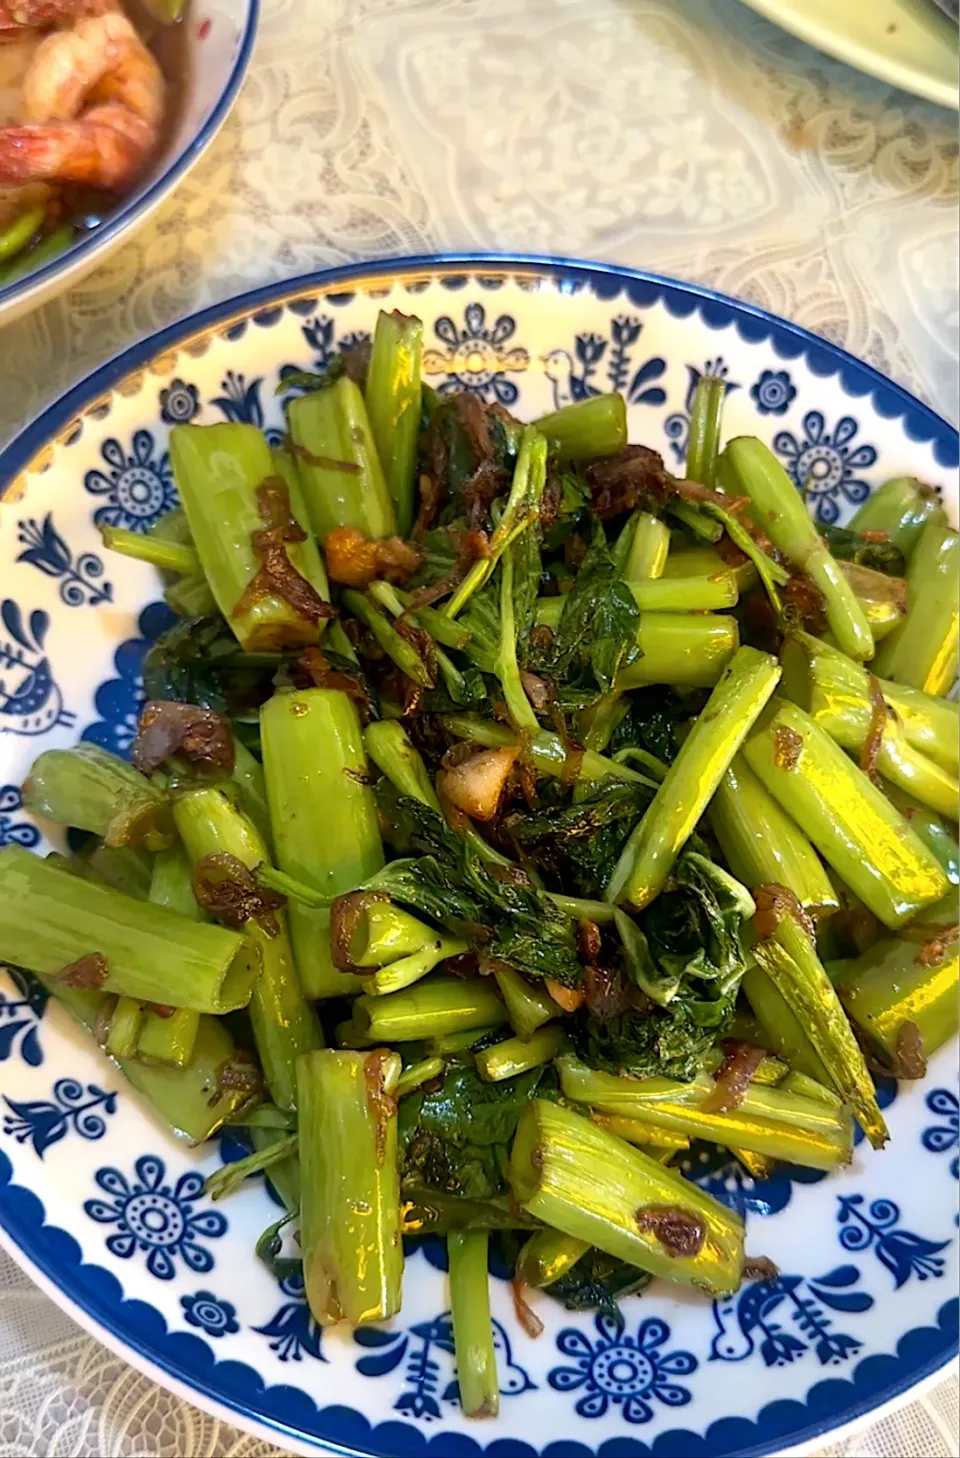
[5, 326, 957, 1414]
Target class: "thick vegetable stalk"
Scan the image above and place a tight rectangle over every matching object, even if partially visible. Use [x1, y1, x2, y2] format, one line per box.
[298, 1049, 403, 1326]
[261, 689, 384, 997]
[741, 960, 831, 1085]
[622, 511, 670, 580]
[607, 646, 781, 908]
[106, 996, 143, 1059]
[79, 843, 153, 899]
[448, 1231, 499, 1419]
[749, 907, 888, 1147]
[137, 1007, 200, 1068]
[685, 375, 727, 488]
[173, 786, 322, 1111]
[32, 969, 259, 1142]
[347, 902, 446, 965]
[396, 1056, 445, 1097]
[709, 755, 839, 914]
[360, 932, 469, 996]
[287, 376, 397, 539]
[881, 783, 959, 885]
[149, 846, 203, 919]
[475, 1025, 567, 1081]
[350, 976, 507, 1042]
[626, 574, 738, 612]
[849, 476, 946, 557]
[492, 965, 558, 1039]
[0, 846, 257, 1013]
[534, 393, 627, 461]
[516, 1229, 590, 1288]
[832, 936, 959, 1068]
[363, 719, 441, 809]
[509, 1099, 745, 1293]
[780, 633, 958, 820]
[663, 544, 757, 593]
[446, 427, 548, 617]
[721, 437, 874, 660]
[742, 698, 950, 927]
[874, 521, 960, 695]
[876, 681, 959, 775]
[169, 424, 331, 651]
[535, 600, 740, 690]
[22, 743, 171, 850]
[556, 1055, 852, 1171]
[365, 309, 423, 536]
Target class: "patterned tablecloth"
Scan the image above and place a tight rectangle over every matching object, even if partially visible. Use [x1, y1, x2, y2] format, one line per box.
[0, 0, 957, 1454]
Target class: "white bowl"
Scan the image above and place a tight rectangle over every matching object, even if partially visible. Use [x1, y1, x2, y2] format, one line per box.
[0, 0, 258, 328]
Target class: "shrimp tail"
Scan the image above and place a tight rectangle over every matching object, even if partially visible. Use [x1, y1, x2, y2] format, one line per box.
[0, 106, 146, 187]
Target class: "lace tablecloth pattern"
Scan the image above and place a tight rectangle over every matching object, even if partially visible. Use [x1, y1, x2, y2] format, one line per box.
[0, 0, 957, 1454]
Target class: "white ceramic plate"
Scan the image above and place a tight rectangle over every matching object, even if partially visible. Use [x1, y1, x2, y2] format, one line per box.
[0, 0, 258, 328]
[0, 255, 956, 1458]
[738, 0, 959, 109]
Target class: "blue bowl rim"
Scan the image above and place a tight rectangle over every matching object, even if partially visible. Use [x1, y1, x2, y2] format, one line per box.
[0, 0, 261, 316]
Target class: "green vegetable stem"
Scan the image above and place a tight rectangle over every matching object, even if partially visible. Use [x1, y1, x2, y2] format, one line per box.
[534, 393, 627, 462]
[173, 786, 322, 1110]
[365, 309, 423, 536]
[607, 646, 781, 908]
[298, 1049, 403, 1326]
[873, 521, 960, 696]
[261, 688, 384, 998]
[721, 437, 874, 660]
[287, 375, 397, 539]
[509, 1098, 746, 1294]
[448, 1230, 500, 1418]
[0, 846, 258, 1014]
[742, 698, 950, 927]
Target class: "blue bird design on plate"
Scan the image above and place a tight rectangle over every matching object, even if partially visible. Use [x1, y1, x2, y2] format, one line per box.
[0, 599, 74, 738]
[711, 1265, 871, 1368]
[543, 314, 666, 411]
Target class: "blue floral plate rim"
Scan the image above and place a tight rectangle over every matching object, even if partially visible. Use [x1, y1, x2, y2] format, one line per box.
[0, 254, 956, 1458]
[0, 252, 956, 492]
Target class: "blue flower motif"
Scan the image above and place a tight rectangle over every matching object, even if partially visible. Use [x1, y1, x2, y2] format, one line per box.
[84, 1153, 227, 1281]
[84, 431, 178, 534]
[922, 1088, 959, 1180]
[211, 370, 267, 428]
[253, 1268, 325, 1363]
[16, 513, 112, 607]
[548, 1312, 696, 1424]
[181, 1290, 240, 1338]
[837, 1194, 950, 1289]
[159, 378, 200, 426]
[0, 784, 39, 851]
[0, 598, 74, 738]
[82, 601, 176, 758]
[711, 1265, 871, 1368]
[773, 411, 877, 524]
[0, 967, 47, 1066]
[424, 302, 528, 404]
[750, 368, 797, 417]
[3, 1078, 116, 1158]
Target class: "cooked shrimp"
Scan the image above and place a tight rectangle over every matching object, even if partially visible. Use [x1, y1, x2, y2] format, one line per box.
[0, 9, 164, 190]
[0, 0, 108, 37]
